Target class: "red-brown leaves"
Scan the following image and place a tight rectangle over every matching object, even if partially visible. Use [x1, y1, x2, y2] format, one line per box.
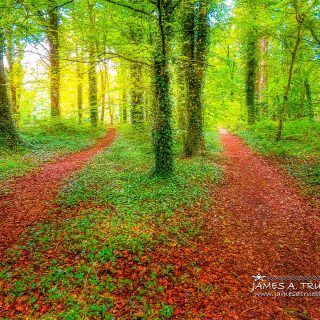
[0, 129, 116, 256]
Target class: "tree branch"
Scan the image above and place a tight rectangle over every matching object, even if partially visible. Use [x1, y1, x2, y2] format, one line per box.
[104, 0, 152, 16]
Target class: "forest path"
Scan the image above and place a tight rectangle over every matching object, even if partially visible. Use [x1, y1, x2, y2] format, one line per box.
[0, 128, 116, 257]
[113, 130, 320, 319]
[204, 130, 320, 318]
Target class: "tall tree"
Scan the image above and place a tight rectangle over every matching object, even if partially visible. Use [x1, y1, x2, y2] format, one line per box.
[46, 3, 61, 117]
[99, 61, 107, 122]
[257, 37, 268, 114]
[181, 0, 211, 157]
[0, 30, 20, 147]
[243, 0, 259, 125]
[304, 77, 314, 119]
[152, 0, 180, 176]
[129, 27, 145, 125]
[90, 0, 180, 175]
[87, 0, 98, 126]
[130, 62, 144, 125]
[6, 29, 23, 118]
[76, 59, 84, 124]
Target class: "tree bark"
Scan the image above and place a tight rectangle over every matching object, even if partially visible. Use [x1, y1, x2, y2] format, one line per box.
[76, 61, 83, 124]
[88, 46, 98, 126]
[176, 66, 187, 145]
[152, 0, 174, 176]
[257, 37, 268, 114]
[105, 63, 113, 124]
[122, 90, 128, 123]
[245, 35, 258, 125]
[87, 1, 98, 127]
[183, 0, 209, 157]
[6, 29, 18, 114]
[47, 7, 61, 117]
[226, 45, 236, 101]
[99, 62, 107, 122]
[304, 78, 314, 119]
[0, 31, 20, 147]
[130, 63, 144, 125]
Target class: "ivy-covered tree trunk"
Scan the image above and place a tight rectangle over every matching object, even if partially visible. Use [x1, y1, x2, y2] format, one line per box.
[257, 37, 268, 115]
[242, 0, 259, 125]
[245, 34, 258, 125]
[153, 50, 173, 176]
[76, 61, 83, 124]
[99, 62, 107, 123]
[192, 0, 209, 155]
[0, 31, 20, 147]
[88, 1, 98, 127]
[176, 67, 187, 146]
[181, 1, 196, 156]
[121, 90, 128, 123]
[152, 0, 174, 176]
[226, 45, 236, 101]
[130, 63, 144, 125]
[304, 78, 314, 119]
[47, 7, 61, 117]
[182, 0, 209, 157]
[6, 29, 18, 114]
[88, 46, 98, 127]
[105, 63, 114, 125]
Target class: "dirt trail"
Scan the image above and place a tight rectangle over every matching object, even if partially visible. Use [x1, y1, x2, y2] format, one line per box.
[146, 130, 320, 319]
[207, 130, 320, 318]
[217, 130, 320, 275]
[1, 129, 319, 319]
[0, 128, 116, 256]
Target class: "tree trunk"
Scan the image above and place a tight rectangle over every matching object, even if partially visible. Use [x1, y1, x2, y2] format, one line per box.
[183, 0, 209, 157]
[87, 1, 98, 127]
[122, 90, 128, 123]
[76, 61, 83, 124]
[105, 63, 113, 124]
[130, 63, 144, 125]
[304, 78, 314, 119]
[6, 29, 18, 114]
[277, 24, 302, 140]
[226, 45, 236, 101]
[183, 3, 198, 156]
[152, 0, 174, 176]
[47, 8, 61, 117]
[153, 51, 173, 176]
[245, 34, 258, 125]
[100, 62, 107, 122]
[0, 31, 20, 147]
[257, 37, 268, 114]
[88, 47, 98, 126]
[176, 67, 187, 145]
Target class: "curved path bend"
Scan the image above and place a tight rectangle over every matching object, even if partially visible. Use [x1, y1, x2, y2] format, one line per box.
[208, 130, 320, 318]
[150, 130, 320, 319]
[0, 128, 116, 256]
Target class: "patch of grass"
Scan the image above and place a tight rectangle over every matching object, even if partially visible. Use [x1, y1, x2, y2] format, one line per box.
[58, 126, 221, 248]
[0, 119, 105, 182]
[237, 118, 320, 201]
[0, 125, 221, 318]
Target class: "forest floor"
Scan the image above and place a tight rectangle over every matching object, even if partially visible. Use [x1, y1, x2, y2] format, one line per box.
[237, 119, 320, 207]
[0, 121, 106, 182]
[1, 127, 320, 319]
[194, 130, 320, 319]
[0, 128, 116, 255]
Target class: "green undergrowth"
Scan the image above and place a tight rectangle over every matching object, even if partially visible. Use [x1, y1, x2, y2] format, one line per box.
[0, 125, 221, 319]
[237, 119, 320, 201]
[0, 120, 105, 182]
